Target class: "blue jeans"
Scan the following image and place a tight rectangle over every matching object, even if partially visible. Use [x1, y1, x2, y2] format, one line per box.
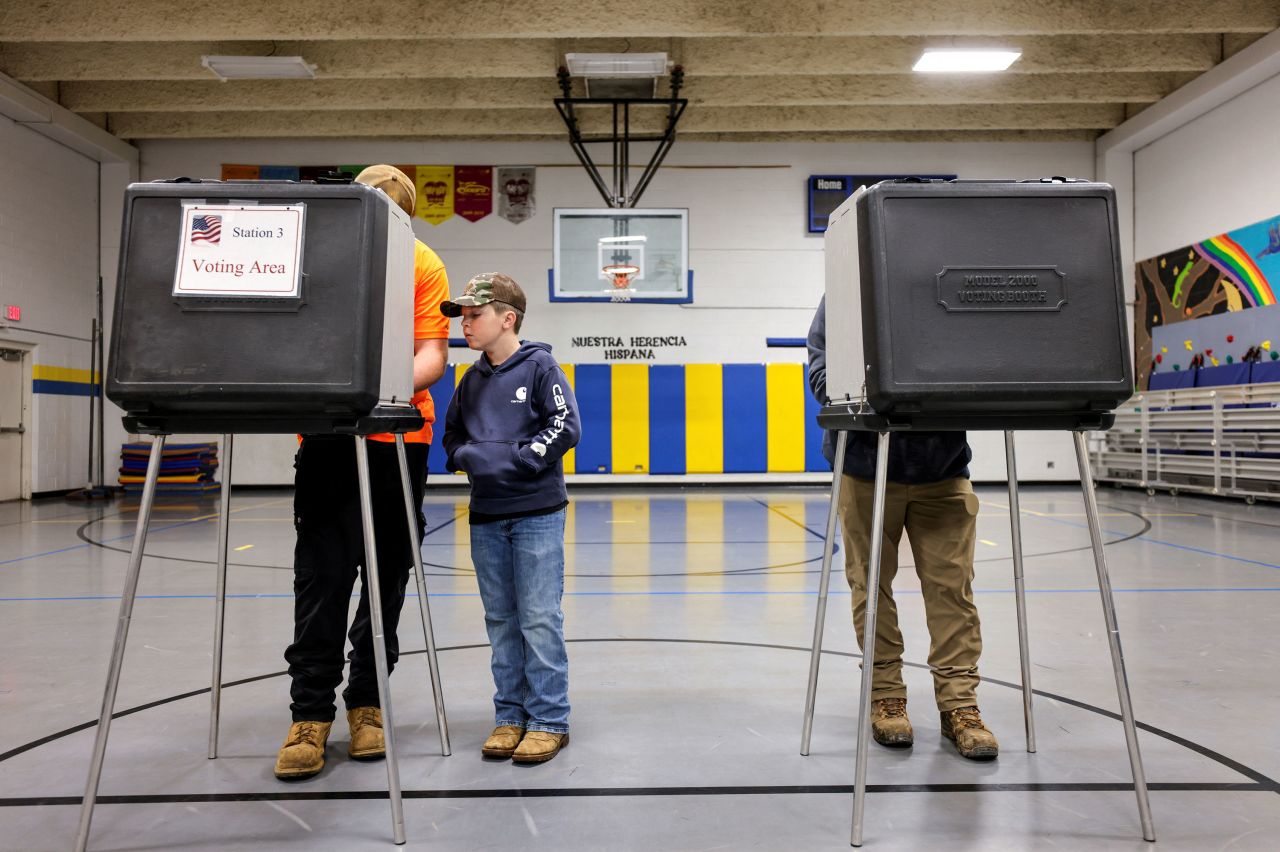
[470, 508, 570, 733]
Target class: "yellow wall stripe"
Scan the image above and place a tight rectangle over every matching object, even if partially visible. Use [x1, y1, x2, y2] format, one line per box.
[33, 365, 99, 384]
[766, 362, 806, 472]
[610, 363, 649, 474]
[561, 363, 576, 475]
[684, 364, 723, 473]
[452, 363, 470, 474]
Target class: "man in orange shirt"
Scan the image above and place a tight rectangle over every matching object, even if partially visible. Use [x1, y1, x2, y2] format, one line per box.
[275, 165, 450, 780]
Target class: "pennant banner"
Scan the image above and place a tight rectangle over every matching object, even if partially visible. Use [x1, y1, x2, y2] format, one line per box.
[259, 165, 300, 181]
[221, 164, 260, 180]
[298, 165, 339, 182]
[416, 165, 454, 226]
[454, 165, 493, 222]
[498, 166, 535, 224]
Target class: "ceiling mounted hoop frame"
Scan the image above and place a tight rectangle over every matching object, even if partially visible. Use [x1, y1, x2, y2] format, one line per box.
[554, 66, 687, 209]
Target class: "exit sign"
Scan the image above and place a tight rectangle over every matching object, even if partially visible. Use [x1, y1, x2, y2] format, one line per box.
[3, 305, 18, 322]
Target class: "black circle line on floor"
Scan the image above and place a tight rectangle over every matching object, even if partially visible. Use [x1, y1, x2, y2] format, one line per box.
[71, 503, 1152, 579]
[0, 638, 1275, 805]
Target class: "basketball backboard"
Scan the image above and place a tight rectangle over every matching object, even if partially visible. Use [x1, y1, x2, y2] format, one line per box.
[551, 208, 690, 303]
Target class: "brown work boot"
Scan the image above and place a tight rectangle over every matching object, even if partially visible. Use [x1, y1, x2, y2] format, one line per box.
[870, 697, 914, 747]
[481, 725, 526, 759]
[512, 731, 569, 764]
[940, 705, 999, 760]
[347, 706, 385, 760]
[274, 720, 332, 779]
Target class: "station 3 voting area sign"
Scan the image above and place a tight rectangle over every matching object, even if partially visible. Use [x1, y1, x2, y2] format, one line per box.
[175, 203, 306, 298]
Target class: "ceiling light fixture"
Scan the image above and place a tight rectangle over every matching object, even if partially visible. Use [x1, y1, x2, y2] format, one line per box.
[564, 52, 670, 98]
[913, 49, 1022, 73]
[201, 55, 317, 81]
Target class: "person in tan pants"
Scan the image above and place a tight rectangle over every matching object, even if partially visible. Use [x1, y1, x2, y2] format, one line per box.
[808, 297, 998, 759]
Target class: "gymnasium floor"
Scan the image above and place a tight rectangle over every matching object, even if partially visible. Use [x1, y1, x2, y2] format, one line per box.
[1, 484, 1278, 851]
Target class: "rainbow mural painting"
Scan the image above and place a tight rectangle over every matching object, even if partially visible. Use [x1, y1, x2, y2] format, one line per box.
[1195, 233, 1277, 308]
[1135, 213, 1280, 390]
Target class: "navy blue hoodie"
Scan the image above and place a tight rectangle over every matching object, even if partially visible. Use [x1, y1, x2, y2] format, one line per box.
[443, 341, 581, 515]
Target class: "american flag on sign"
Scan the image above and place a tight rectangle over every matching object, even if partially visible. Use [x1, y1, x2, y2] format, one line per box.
[191, 214, 222, 245]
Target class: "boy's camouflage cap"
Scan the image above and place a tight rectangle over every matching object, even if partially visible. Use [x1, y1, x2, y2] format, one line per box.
[440, 272, 526, 317]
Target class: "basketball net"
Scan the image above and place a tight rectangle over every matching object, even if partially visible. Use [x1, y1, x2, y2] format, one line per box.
[603, 264, 639, 303]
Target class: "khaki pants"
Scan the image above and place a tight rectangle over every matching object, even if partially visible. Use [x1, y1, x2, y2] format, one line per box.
[837, 475, 982, 712]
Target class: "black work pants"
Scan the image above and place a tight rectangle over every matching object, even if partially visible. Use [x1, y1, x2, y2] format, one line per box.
[285, 435, 429, 722]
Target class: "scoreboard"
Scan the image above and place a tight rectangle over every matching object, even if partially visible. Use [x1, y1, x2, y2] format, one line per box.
[808, 174, 955, 234]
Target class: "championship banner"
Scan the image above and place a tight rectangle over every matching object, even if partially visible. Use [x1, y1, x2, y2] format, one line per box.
[416, 165, 454, 225]
[453, 166, 493, 222]
[498, 166, 535, 224]
[221, 164, 260, 180]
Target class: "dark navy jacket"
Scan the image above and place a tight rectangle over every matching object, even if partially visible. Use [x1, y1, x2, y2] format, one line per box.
[807, 296, 971, 483]
[443, 342, 581, 515]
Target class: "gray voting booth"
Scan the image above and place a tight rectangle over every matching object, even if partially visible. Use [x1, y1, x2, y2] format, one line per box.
[802, 178, 1154, 846]
[77, 179, 450, 850]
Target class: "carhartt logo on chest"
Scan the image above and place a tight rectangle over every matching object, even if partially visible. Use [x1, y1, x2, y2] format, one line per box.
[511, 386, 527, 404]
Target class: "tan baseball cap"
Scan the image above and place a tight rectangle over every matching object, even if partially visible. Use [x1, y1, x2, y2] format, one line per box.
[440, 272, 527, 318]
[354, 164, 416, 218]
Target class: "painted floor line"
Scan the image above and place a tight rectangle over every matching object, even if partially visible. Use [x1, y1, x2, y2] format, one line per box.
[2, 587, 1279, 603]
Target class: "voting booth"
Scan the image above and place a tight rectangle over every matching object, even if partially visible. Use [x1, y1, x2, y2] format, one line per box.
[77, 179, 451, 850]
[802, 179, 1154, 845]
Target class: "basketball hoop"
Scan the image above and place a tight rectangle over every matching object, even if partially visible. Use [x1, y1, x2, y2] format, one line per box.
[602, 263, 640, 302]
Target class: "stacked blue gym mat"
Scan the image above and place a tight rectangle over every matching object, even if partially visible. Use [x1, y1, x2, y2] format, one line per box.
[119, 442, 221, 494]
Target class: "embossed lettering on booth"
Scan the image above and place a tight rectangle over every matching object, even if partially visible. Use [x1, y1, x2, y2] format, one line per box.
[936, 266, 1066, 312]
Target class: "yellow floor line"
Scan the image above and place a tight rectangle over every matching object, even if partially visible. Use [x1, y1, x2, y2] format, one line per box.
[234, 544, 254, 552]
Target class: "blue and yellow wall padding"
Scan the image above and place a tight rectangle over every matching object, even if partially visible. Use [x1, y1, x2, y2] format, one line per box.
[427, 363, 828, 475]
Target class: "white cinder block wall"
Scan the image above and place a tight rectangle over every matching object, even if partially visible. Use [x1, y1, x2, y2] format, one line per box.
[0, 115, 100, 494]
[139, 138, 1098, 485]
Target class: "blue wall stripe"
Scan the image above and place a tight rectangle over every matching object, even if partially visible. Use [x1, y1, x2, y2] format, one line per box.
[426, 364, 455, 474]
[574, 364, 613, 473]
[32, 380, 98, 397]
[803, 364, 827, 472]
[765, 338, 807, 347]
[648, 365, 686, 474]
[721, 364, 768, 473]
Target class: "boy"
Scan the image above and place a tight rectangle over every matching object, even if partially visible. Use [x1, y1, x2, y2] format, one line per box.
[441, 273, 581, 763]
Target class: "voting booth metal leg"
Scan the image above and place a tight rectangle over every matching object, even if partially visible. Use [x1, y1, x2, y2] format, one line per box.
[394, 434, 451, 757]
[1073, 431, 1156, 843]
[355, 436, 408, 845]
[75, 435, 167, 852]
[851, 431, 891, 848]
[801, 429, 849, 756]
[208, 434, 234, 759]
[1003, 431, 1037, 754]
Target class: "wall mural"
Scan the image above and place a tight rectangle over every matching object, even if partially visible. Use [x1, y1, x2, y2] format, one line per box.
[1135, 213, 1280, 389]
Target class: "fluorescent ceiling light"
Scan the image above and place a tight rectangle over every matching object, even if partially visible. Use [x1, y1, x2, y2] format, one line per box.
[564, 53, 668, 77]
[913, 49, 1022, 73]
[201, 55, 317, 81]
[599, 235, 647, 244]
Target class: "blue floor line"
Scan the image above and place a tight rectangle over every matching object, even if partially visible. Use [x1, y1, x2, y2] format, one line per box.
[0, 515, 224, 568]
[1019, 513, 1280, 572]
[2, 587, 1278, 603]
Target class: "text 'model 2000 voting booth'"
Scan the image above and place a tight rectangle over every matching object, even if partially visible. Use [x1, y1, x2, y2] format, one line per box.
[801, 178, 1154, 846]
[76, 179, 451, 850]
